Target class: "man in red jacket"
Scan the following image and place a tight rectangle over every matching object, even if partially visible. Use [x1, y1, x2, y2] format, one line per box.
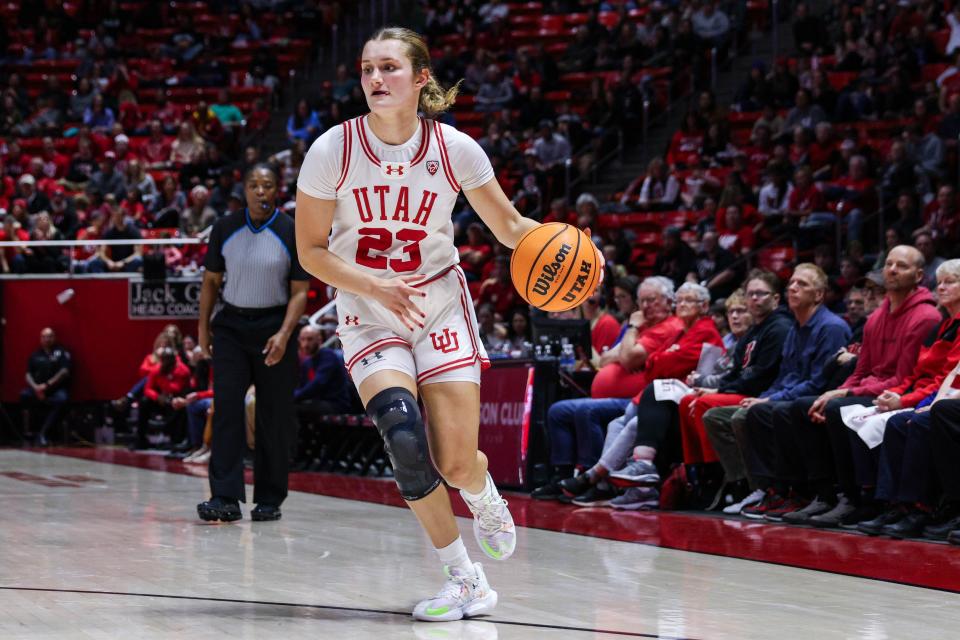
[135, 347, 192, 450]
[780, 245, 942, 528]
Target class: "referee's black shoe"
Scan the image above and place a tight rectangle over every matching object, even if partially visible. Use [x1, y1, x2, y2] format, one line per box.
[197, 496, 242, 522]
[251, 504, 282, 521]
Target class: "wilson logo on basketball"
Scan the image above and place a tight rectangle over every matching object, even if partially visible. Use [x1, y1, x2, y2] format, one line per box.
[430, 328, 459, 353]
[561, 260, 593, 304]
[426, 160, 439, 175]
[531, 243, 571, 297]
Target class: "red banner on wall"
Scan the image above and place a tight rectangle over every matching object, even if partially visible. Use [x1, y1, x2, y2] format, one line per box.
[478, 362, 534, 487]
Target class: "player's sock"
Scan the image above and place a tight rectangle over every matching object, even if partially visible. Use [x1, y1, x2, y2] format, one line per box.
[462, 472, 496, 502]
[435, 536, 475, 577]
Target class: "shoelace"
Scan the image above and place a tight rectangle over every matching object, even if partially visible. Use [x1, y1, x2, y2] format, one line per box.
[471, 495, 511, 533]
[432, 568, 473, 603]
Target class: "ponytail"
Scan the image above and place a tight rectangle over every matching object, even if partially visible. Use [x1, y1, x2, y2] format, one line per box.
[420, 77, 461, 118]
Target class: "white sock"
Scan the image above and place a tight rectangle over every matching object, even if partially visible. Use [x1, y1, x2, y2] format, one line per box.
[462, 472, 496, 502]
[436, 536, 474, 576]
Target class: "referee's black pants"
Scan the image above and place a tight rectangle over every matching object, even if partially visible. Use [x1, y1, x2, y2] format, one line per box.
[210, 307, 299, 505]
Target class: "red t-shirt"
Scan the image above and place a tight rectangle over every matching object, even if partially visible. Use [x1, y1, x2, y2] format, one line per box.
[590, 316, 685, 399]
[787, 183, 824, 213]
[0, 227, 28, 263]
[144, 361, 192, 401]
[477, 279, 519, 317]
[591, 313, 621, 356]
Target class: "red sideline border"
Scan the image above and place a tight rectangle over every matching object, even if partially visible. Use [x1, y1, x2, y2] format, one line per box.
[23, 447, 960, 594]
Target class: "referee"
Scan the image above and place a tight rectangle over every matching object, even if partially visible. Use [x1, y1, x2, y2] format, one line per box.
[196, 163, 309, 522]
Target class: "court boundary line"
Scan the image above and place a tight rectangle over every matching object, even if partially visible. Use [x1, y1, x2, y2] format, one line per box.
[0, 585, 698, 639]
[17, 448, 960, 596]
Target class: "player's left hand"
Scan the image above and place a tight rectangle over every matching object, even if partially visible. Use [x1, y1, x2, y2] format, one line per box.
[583, 227, 605, 288]
[263, 330, 289, 366]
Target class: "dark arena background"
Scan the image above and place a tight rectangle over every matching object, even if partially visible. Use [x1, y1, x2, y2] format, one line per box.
[2, 1, 960, 638]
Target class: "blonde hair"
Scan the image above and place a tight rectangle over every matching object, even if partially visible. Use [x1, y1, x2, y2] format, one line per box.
[367, 27, 460, 118]
[792, 262, 828, 291]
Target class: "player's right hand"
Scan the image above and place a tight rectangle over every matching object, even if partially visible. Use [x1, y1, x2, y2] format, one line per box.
[372, 274, 427, 331]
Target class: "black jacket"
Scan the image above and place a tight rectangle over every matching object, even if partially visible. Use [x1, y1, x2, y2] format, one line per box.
[717, 307, 793, 396]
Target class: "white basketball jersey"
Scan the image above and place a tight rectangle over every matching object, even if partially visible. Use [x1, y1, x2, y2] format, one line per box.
[325, 115, 468, 279]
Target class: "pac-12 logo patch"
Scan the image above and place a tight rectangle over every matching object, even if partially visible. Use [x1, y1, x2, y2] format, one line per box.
[426, 160, 439, 176]
[381, 162, 408, 179]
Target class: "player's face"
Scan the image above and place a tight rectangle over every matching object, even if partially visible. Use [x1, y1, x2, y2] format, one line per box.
[360, 39, 426, 114]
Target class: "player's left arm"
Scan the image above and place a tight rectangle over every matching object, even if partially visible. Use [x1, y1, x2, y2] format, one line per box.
[465, 179, 539, 249]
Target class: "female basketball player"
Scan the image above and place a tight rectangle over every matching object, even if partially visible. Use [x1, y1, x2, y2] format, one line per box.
[296, 28, 540, 622]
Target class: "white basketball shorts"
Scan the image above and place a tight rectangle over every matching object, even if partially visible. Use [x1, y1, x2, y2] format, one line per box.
[336, 265, 491, 388]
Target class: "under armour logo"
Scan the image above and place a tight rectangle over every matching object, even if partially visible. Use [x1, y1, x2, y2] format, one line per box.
[381, 162, 408, 179]
[344, 315, 359, 326]
[426, 160, 439, 176]
[360, 351, 384, 367]
[430, 328, 460, 354]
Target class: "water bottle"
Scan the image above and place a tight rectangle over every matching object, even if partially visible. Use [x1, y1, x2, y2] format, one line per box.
[560, 340, 575, 373]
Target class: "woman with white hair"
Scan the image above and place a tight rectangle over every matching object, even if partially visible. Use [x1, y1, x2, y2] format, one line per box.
[181, 185, 217, 235]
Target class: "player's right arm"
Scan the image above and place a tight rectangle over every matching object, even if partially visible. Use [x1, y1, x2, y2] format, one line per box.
[295, 191, 426, 331]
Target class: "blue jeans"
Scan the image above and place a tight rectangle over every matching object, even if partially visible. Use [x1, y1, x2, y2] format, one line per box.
[187, 398, 212, 448]
[547, 397, 631, 468]
[876, 408, 935, 504]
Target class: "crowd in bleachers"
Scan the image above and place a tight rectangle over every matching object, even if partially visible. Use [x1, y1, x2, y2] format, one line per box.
[0, 0, 326, 274]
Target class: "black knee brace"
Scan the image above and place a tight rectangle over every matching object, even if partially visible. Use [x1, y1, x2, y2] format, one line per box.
[366, 387, 442, 501]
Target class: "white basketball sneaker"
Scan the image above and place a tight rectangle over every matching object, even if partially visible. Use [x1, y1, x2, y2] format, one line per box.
[412, 562, 498, 622]
[461, 474, 516, 561]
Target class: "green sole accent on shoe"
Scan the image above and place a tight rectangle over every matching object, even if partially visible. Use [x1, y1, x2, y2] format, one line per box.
[481, 539, 503, 559]
[425, 605, 450, 616]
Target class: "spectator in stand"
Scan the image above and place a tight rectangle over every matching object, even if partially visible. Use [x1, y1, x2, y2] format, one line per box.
[87, 198, 143, 273]
[170, 121, 205, 166]
[654, 226, 698, 289]
[560, 283, 723, 507]
[692, 1, 731, 47]
[293, 325, 353, 417]
[531, 277, 683, 500]
[477, 256, 519, 318]
[879, 141, 922, 208]
[765, 245, 941, 528]
[793, 2, 826, 55]
[19, 327, 71, 446]
[784, 89, 826, 132]
[83, 94, 115, 134]
[735, 62, 773, 112]
[48, 188, 79, 239]
[125, 160, 158, 210]
[0, 213, 29, 274]
[690, 230, 740, 300]
[475, 64, 514, 113]
[18, 174, 50, 215]
[68, 77, 98, 122]
[477, 304, 506, 354]
[331, 63, 359, 103]
[904, 123, 944, 183]
[477, 121, 518, 160]
[152, 176, 187, 228]
[918, 184, 959, 251]
[38, 137, 68, 180]
[458, 222, 493, 282]
[287, 98, 323, 145]
[211, 89, 244, 131]
[638, 158, 680, 210]
[86, 151, 127, 202]
[478, 0, 508, 26]
[182, 185, 217, 236]
[717, 204, 755, 255]
[914, 232, 944, 291]
[503, 308, 532, 357]
[24, 211, 67, 273]
[142, 120, 173, 169]
[134, 346, 192, 450]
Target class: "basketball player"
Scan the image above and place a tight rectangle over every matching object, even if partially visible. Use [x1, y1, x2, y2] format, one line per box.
[296, 28, 540, 622]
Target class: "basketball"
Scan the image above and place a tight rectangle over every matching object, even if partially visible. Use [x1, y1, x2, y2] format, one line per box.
[510, 223, 603, 312]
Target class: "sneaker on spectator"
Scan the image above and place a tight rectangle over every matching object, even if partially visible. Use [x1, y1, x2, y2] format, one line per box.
[923, 503, 960, 540]
[412, 562, 497, 622]
[809, 495, 855, 529]
[571, 483, 617, 507]
[530, 480, 564, 501]
[837, 503, 883, 530]
[558, 473, 592, 498]
[857, 506, 906, 536]
[610, 486, 659, 510]
[947, 529, 960, 546]
[762, 494, 808, 522]
[782, 496, 834, 524]
[741, 488, 785, 520]
[723, 488, 765, 514]
[608, 459, 660, 487]
[883, 510, 931, 539]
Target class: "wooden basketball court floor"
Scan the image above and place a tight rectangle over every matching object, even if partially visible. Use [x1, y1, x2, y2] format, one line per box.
[2, 448, 960, 639]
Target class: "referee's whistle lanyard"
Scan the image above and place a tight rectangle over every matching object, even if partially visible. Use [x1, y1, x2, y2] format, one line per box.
[244, 206, 280, 231]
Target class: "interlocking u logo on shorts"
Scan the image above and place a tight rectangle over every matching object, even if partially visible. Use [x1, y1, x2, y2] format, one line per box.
[430, 328, 459, 354]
